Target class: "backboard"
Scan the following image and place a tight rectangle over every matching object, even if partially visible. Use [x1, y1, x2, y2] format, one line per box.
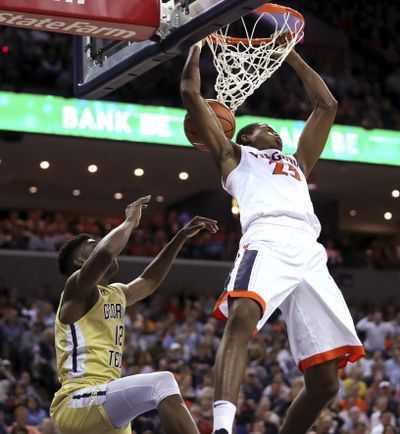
[73, 0, 269, 99]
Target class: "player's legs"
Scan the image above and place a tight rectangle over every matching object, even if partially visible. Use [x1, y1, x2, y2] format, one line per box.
[278, 241, 364, 434]
[213, 297, 262, 434]
[158, 393, 198, 434]
[103, 371, 198, 434]
[279, 359, 339, 434]
[214, 297, 262, 401]
[212, 229, 304, 434]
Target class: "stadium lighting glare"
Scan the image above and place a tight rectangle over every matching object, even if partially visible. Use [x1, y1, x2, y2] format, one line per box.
[349, 210, 357, 217]
[40, 161, 50, 169]
[72, 189, 81, 197]
[384, 212, 392, 220]
[29, 186, 38, 194]
[88, 164, 98, 173]
[392, 189, 400, 198]
[134, 168, 144, 177]
[179, 172, 189, 180]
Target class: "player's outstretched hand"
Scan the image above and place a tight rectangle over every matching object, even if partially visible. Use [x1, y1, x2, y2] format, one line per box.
[125, 195, 151, 228]
[180, 216, 219, 239]
[271, 35, 297, 63]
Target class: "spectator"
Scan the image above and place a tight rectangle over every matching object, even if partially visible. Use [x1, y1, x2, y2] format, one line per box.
[8, 406, 40, 434]
[0, 308, 25, 361]
[371, 411, 396, 434]
[37, 419, 58, 434]
[384, 349, 400, 385]
[310, 410, 339, 434]
[242, 368, 263, 402]
[25, 396, 46, 426]
[339, 406, 369, 434]
[325, 239, 343, 268]
[343, 367, 367, 399]
[356, 312, 394, 352]
[189, 403, 212, 434]
[0, 360, 16, 402]
[351, 422, 368, 434]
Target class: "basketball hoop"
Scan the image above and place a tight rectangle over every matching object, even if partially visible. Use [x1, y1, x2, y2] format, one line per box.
[206, 3, 305, 112]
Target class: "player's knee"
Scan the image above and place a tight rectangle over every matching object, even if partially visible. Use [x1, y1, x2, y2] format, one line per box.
[153, 371, 180, 405]
[227, 298, 261, 333]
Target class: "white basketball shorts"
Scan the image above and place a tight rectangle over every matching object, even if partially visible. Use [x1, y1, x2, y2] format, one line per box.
[214, 217, 365, 372]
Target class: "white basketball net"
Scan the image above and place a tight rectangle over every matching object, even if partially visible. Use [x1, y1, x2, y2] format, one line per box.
[206, 8, 304, 112]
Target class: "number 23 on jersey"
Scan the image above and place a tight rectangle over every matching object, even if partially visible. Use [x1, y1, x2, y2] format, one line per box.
[271, 162, 301, 181]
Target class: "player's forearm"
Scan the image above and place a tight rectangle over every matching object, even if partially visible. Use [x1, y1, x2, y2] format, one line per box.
[140, 230, 187, 290]
[286, 52, 337, 109]
[94, 220, 135, 258]
[180, 45, 202, 98]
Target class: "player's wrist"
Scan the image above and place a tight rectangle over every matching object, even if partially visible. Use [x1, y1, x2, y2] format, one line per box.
[123, 218, 139, 229]
[285, 50, 301, 66]
[176, 227, 189, 241]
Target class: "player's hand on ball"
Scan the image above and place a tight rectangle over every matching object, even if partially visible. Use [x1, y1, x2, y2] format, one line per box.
[180, 216, 219, 238]
[125, 195, 151, 227]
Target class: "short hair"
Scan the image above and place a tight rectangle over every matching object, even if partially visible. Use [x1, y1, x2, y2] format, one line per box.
[236, 123, 261, 145]
[58, 234, 91, 276]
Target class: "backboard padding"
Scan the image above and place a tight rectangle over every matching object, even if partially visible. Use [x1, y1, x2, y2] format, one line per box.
[74, 0, 269, 98]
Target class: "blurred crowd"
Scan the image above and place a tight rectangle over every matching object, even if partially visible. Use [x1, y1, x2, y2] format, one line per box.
[0, 210, 399, 269]
[301, 1, 400, 130]
[0, 1, 399, 130]
[0, 284, 400, 434]
[0, 209, 239, 262]
[324, 238, 400, 271]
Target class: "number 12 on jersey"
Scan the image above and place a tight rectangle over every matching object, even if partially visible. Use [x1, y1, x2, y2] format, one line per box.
[114, 325, 124, 346]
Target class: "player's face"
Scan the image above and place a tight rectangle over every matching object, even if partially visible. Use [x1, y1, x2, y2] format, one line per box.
[79, 240, 119, 277]
[81, 239, 97, 259]
[251, 123, 282, 150]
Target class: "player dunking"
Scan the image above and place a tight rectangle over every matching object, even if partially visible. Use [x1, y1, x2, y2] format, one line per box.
[181, 43, 365, 434]
[50, 195, 218, 434]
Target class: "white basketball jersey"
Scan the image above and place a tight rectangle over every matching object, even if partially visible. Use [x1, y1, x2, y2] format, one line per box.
[223, 146, 321, 235]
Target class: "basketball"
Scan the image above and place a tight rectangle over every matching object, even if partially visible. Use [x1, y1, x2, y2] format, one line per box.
[184, 99, 236, 151]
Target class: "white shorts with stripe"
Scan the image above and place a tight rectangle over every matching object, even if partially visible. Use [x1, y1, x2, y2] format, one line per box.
[214, 217, 365, 372]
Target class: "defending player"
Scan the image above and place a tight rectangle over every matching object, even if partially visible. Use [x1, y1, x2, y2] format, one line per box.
[50, 195, 218, 434]
[180, 43, 365, 434]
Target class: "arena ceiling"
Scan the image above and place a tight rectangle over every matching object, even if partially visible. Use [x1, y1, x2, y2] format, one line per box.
[0, 132, 399, 234]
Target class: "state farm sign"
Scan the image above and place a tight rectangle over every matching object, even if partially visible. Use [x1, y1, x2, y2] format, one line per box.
[0, 0, 160, 41]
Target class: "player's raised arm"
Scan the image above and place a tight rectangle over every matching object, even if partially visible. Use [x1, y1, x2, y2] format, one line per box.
[287, 50, 338, 177]
[60, 196, 151, 323]
[117, 216, 218, 306]
[180, 43, 240, 179]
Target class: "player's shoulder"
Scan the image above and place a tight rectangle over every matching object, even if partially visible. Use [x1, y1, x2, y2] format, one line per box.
[109, 283, 128, 304]
[109, 282, 126, 291]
